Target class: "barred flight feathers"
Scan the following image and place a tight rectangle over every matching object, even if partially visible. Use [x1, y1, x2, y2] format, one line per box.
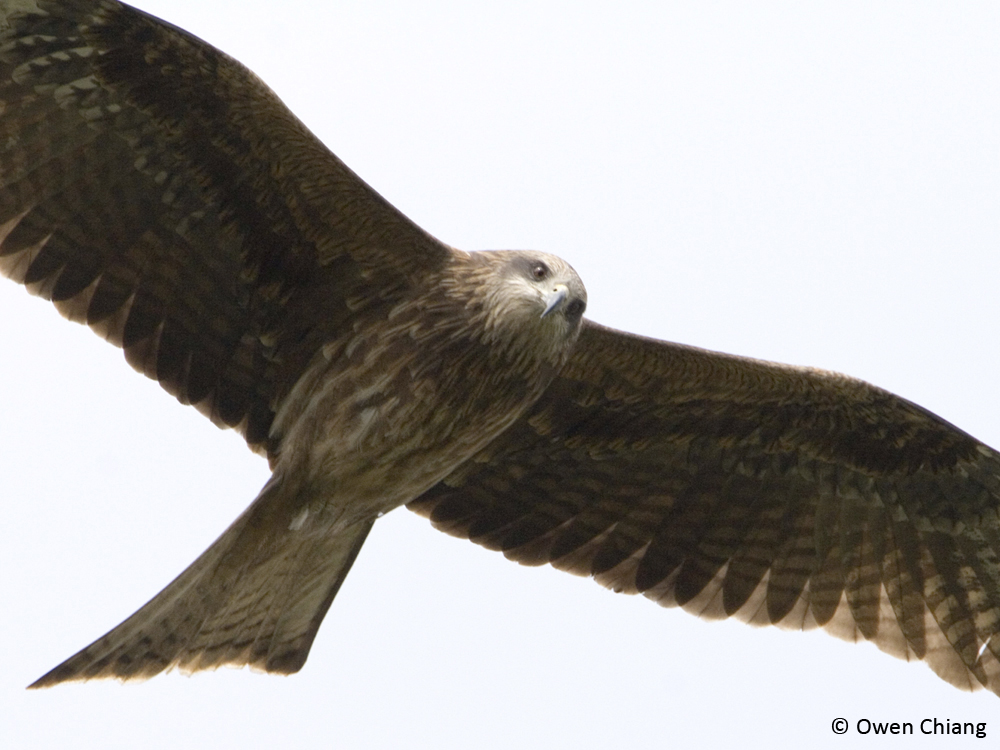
[0, 0, 450, 456]
[409, 322, 1000, 694]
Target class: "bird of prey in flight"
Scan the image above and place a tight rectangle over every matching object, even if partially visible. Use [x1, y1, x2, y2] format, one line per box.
[2, 0, 999, 697]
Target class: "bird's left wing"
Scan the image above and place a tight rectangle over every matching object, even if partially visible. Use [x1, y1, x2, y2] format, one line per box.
[409, 320, 1000, 696]
[0, 0, 451, 454]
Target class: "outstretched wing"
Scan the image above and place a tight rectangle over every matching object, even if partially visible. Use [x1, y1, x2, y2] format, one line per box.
[0, 0, 450, 454]
[409, 320, 1000, 695]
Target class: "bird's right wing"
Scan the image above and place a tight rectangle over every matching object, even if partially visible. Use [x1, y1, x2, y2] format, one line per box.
[0, 0, 451, 454]
[410, 320, 1000, 696]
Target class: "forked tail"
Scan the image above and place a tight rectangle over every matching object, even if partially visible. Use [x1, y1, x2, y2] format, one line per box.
[30, 477, 373, 687]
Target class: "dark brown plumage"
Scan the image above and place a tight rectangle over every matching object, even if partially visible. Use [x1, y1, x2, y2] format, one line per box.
[2, 0, 999, 698]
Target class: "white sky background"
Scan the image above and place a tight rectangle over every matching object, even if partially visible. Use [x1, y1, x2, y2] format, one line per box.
[1, 1, 999, 747]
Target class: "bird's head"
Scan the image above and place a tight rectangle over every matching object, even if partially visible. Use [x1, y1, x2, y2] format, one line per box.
[468, 250, 587, 366]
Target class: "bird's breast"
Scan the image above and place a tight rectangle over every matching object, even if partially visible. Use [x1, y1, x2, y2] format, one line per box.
[269, 303, 557, 522]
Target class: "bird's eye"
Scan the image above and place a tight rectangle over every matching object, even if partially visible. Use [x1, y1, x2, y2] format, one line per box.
[531, 263, 549, 280]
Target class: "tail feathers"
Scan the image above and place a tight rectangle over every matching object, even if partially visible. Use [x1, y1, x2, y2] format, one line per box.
[29, 479, 374, 688]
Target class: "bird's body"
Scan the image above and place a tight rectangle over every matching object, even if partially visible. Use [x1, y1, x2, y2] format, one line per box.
[268, 250, 584, 525]
[2, 0, 1000, 701]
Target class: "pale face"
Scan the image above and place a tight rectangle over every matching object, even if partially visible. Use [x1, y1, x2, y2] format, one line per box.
[503, 250, 587, 325]
[466, 249, 588, 365]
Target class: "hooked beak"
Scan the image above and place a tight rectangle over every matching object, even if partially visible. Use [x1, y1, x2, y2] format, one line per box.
[541, 284, 569, 318]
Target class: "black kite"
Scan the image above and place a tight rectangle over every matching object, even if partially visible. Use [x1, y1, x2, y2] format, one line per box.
[1, 0, 998, 697]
